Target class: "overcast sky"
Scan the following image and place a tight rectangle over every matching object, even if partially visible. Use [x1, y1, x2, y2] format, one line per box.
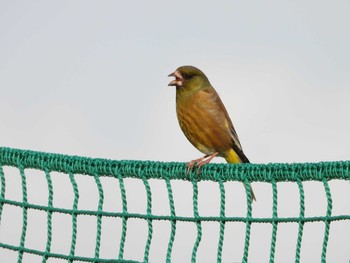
[0, 1, 349, 262]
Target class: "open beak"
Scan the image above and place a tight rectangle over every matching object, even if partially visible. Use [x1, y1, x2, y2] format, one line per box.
[168, 70, 183, 87]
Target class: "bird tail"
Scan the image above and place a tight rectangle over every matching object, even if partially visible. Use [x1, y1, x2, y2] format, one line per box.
[225, 149, 256, 202]
[247, 184, 256, 202]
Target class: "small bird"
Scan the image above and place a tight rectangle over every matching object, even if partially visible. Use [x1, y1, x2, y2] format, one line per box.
[168, 65, 256, 201]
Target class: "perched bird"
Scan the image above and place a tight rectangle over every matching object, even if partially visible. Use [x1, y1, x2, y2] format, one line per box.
[168, 65, 256, 201]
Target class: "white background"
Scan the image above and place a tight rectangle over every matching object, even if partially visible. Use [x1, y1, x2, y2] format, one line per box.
[0, 1, 349, 262]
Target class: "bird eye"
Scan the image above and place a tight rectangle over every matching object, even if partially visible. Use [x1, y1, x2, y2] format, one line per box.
[182, 73, 192, 79]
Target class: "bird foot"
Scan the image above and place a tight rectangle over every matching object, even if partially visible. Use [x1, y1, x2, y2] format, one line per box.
[186, 156, 208, 175]
[186, 152, 219, 175]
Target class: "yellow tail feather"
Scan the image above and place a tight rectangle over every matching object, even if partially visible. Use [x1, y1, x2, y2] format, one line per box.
[224, 149, 256, 201]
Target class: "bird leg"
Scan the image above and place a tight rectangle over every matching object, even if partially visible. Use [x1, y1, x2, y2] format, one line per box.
[196, 152, 219, 174]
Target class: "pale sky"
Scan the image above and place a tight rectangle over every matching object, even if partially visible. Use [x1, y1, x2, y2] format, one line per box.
[0, 1, 349, 262]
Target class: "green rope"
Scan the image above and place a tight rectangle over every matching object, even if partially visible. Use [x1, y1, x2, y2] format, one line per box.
[18, 164, 28, 263]
[93, 169, 104, 260]
[117, 167, 128, 260]
[321, 177, 332, 263]
[2, 147, 350, 182]
[215, 170, 225, 263]
[295, 174, 305, 263]
[68, 171, 79, 262]
[165, 175, 176, 263]
[0, 147, 349, 263]
[191, 179, 202, 263]
[43, 169, 53, 263]
[0, 242, 139, 263]
[141, 174, 153, 262]
[242, 179, 252, 263]
[269, 178, 278, 263]
[0, 165, 5, 225]
[1, 197, 349, 223]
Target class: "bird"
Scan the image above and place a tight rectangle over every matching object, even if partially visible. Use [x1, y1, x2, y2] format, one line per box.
[168, 65, 256, 201]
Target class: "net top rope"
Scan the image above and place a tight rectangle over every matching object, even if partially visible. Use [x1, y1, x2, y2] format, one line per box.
[0, 147, 349, 263]
[1, 147, 350, 182]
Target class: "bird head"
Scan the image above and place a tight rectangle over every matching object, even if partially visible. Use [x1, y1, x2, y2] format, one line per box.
[168, 66, 210, 91]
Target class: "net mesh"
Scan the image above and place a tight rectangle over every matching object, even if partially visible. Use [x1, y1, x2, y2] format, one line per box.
[0, 147, 349, 262]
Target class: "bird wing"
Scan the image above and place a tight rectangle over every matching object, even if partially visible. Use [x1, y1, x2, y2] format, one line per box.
[201, 87, 250, 163]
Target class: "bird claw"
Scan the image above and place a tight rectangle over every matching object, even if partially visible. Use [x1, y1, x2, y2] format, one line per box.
[186, 156, 207, 175]
[195, 158, 210, 174]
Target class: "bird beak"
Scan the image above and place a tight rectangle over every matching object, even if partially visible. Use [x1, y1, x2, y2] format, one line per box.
[168, 70, 183, 87]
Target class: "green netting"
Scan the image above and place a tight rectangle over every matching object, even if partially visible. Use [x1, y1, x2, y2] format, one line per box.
[0, 147, 349, 262]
